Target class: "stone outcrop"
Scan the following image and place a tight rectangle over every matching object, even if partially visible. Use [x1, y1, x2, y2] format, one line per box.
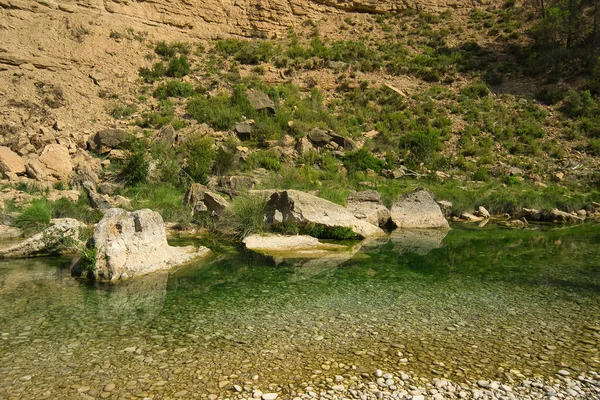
[0, 146, 26, 177]
[266, 189, 385, 238]
[89, 129, 128, 154]
[0, 218, 81, 258]
[346, 190, 391, 228]
[390, 189, 450, 229]
[247, 90, 275, 112]
[183, 183, 230, 217]
[74, 208, 210, 281]
[37, 144, 73, 180]
[518, 208, 585, 224]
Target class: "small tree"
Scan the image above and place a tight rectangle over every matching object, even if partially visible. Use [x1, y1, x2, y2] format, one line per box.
[181, 133, 215, 184]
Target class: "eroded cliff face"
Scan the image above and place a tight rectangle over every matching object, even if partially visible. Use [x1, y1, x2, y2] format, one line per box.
[0, 0, 491, 180]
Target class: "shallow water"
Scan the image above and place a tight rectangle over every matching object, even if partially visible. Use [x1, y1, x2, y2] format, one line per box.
[0, 224, 599, 399]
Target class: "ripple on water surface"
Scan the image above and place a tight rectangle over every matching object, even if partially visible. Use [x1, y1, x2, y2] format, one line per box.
[0, 224, 599, 398]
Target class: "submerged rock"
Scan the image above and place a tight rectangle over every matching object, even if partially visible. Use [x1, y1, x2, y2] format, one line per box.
[390, 189, 450, 229]
[244, 234, 363, 280]
[266, 190, 385, 238]
[0, 218, 82, 258]
[73, 208, 210, 281]
[243, 234, 349, 256]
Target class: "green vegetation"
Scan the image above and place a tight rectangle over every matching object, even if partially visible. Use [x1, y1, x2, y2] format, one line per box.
[14, 199, 52, 235]
[220, 193, 267, 238]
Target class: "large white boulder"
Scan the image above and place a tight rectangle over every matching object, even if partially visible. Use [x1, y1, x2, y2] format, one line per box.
[266, 190, 385, 238]
[390, 189, 450, 229]
[77, 208, 210, 281]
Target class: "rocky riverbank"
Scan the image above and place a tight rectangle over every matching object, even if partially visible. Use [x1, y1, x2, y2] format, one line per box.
[219, 368, 599, 400]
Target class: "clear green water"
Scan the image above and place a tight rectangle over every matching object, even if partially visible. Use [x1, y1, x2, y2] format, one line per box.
[0, 225, 599, 399]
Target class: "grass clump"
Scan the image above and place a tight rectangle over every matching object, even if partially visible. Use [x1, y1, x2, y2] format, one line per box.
[14, 199, 52, 235]
[220, 193, 267, 239]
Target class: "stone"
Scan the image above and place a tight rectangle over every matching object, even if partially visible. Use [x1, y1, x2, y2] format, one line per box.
[182, 183, 230, 217]
[459, 212, 485, 223]
[247, 90, 275, 112]
[0, 224, 22, 239]
[266, 190, 385, 238]
[262, 394, 278, 400]
[234, 122, 253, 141]
[72, 208, 210, 281]
[0, 218, 82, 258]
[476, 206, 490, 218]
[346, 190, 391, 228]
[329, 132, 357, 150]
[0, 146, 26, 176]
[243, 234, 350, 255]
[390, 189, 450, 229]
[437, 200, 453, 217]
[558, 370, 570, 376]
[518, 208, 584, 224]
[83, 181, 112, 211]
[89, 129, 128, 154]
[38, 144, 73, 180]
[307, 128, 333, 146]
[296, 137, 316, 154]
[219, 175, 257, 192]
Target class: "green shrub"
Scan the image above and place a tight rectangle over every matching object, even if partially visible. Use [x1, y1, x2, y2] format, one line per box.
[139, 62, 166, 83]
[127, 184, 189, 223]
[302, 223, 357, 240]
[14, 199, 52, 235]
[153, 80, 195, 99]
[186, 94, 244, 131]
[77, 246, 97, 274]
[166, 55, 190, 78]
[343, 149, 385, 174]
[121, 137, 150, 185]
[108, 103, 135, 119]
[247, 150, 281, 171]
[461, 81, 490, 99]
[220, 193, 267, 238]
[155, 41, 190, 58]
[181, 134, 215, 184]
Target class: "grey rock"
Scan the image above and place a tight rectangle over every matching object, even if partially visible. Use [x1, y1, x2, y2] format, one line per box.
[247, 90, 275, 112]
[182, 183, 230, 217]
[235, 122, 253, 140]
[346, 190, 391, 228]
[266, 190, 385, 238]
[307, 128, 333, 146]
[390, 189, 450, 229]
[74, 208, 210, 281]
[89, 129, 128, 154]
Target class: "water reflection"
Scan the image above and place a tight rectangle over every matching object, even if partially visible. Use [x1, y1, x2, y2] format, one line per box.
[0, 224, 599, 399]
